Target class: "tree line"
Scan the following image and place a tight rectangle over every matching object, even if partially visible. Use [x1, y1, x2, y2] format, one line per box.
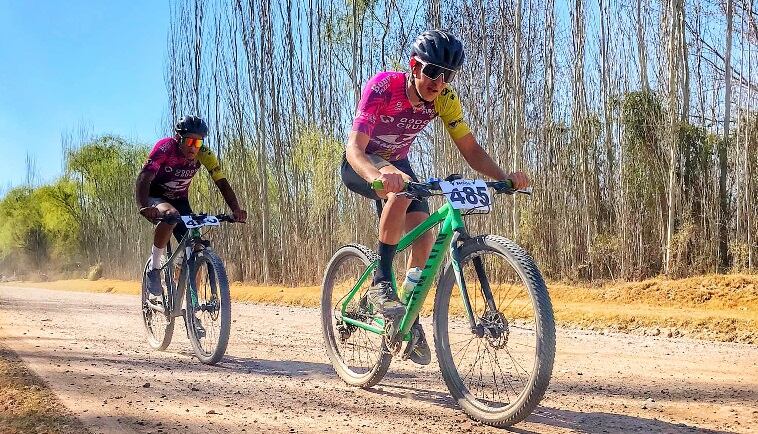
[1, 0, 755, 284]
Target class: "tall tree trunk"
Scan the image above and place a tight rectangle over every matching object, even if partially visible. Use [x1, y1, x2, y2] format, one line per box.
[511, 0, 524, 239]
[636, 0, 650, 92]
[719, 0, 734, 271]
[678, 0, 689, 121]
[664, 0, 680, 275]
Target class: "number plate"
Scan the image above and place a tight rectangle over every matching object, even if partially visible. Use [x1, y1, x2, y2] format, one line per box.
[181, 215, 221, 229]
[438, 179, 492, 212]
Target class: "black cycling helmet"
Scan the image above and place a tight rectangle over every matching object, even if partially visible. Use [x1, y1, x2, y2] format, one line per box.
[411, 29, 465, 70]
[174, 115, 208, 137]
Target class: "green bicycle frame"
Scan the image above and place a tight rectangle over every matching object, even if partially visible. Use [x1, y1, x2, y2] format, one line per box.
[339, 201, 475, 341]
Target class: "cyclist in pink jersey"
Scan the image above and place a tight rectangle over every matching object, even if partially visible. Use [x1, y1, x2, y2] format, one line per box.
[341, 30, 530, 365]
[136, 116, 247, 297]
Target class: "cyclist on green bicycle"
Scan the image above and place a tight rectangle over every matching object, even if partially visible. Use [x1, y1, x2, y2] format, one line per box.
[135, 115, 247, 297]
[341, 30, 529, 364]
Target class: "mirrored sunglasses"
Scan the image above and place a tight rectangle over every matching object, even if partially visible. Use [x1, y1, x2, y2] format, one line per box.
[182, 137, 203, 149]
[419, 60, 458, 83]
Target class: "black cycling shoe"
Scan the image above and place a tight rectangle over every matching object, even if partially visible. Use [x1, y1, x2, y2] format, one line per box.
[366, 281, 406, 321]
[146, 269, 163, 298]
[409, 320, 432, 365]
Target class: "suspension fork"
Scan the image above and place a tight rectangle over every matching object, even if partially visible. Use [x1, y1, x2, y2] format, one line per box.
[168, 236, 192, 318]
[472, 254, 499, 313]
[450, 230, 481, 335]
[185, 230, 204, 310]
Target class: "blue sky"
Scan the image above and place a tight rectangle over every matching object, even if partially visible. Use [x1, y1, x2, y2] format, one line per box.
[0, 0, 170, 191]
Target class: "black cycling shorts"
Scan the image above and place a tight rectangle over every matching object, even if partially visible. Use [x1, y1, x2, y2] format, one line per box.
[340, 155, 430, 216]
[147, 196, 193, 242]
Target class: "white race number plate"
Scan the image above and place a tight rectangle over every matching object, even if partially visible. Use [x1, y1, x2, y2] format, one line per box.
[181, 215, 221, 229]
[438, 179, 492, 212]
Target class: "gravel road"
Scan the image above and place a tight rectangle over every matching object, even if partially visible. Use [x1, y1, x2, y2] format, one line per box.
[0, 285, 755, 433]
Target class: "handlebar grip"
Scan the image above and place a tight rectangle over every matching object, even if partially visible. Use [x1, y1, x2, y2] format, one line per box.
[369, 179, 409, 191]
[370, 179, 384, 190]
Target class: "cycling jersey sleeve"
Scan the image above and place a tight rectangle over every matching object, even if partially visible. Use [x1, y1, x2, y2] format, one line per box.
[142, 140, 170, 174]
[351, 72, 392, 137]
[434, 85, 472, 140]
[197, 145, 226, 182]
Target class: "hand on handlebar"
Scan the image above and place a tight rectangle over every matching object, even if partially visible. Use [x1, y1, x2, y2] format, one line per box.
[372, 173, 406, 194]
[505, 172, 530, 191]
[139, 207, 181, 224]
[139, 206, 162, 222]
[232, 208, 247, 223]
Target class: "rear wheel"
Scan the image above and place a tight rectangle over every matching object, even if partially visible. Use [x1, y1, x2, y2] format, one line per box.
[433, 235, 555, 427]
[321, 244, 391, 388]
[141, 258, 175, 350]
[186, 249, 231, 365]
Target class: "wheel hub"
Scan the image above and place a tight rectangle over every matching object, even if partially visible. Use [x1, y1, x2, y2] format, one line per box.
[481, 310, 509, 349]
[336, 312, 358, 341]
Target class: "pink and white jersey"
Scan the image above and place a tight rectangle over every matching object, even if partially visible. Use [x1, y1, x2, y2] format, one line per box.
[142, 137, 224, 199]
[352, 71, 471, 162]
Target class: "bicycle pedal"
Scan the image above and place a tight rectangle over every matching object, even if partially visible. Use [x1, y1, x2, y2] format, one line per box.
[145, 297, 166, 313]
[399, 328, 422, 361]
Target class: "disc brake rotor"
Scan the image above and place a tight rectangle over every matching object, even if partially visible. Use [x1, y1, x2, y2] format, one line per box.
[481, 310, 509, 349]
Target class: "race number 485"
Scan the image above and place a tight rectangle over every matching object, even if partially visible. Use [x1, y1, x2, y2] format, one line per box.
[438, 179, 491, 212]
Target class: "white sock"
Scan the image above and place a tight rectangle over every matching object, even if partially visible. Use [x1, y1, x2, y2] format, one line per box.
[151, 245, 166, 270]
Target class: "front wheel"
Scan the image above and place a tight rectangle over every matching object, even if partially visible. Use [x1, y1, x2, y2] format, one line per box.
[186, 249, 231, 365]
[321, 244, 392, 388]
[433, 235, 555, 427]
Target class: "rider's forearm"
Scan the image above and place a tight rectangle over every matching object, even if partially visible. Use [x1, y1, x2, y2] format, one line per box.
[467, 148, 509, 180]
[135, 171, 154, 209]
[455, 135, 509, 180]
[215, 178, 242, 212]
[345, 132, 382, 182]
[346, 147, 381, 182]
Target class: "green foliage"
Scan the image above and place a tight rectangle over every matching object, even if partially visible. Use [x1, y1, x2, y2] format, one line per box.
[66, 135, 146, 198]
[322, 0, 379, 45]
[292, 123, 344, 215]
[621, 91, 666, 204]
[0, 187, 43, 264]
[0, 180, 81, 275]
[678, 122, 712, 218]
[0, 135, 152, 278]
[35, 180, 80, 260]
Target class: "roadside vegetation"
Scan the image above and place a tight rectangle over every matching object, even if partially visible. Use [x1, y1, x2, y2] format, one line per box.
[7, 273, 756, 344]
[0, 341, 89, 434]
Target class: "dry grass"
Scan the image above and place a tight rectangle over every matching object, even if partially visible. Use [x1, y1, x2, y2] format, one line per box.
[0, 340, 89, 434]
[5, 273, 757, 343]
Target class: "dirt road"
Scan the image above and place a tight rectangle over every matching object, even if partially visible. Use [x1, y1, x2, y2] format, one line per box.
[0, 285, 755, 433]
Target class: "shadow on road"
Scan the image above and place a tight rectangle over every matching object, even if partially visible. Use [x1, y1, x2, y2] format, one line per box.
[220, 353, 417, 380]
[220, 354, 334, 376]
[510, 407, 736, 434]
[361, 382, 459, 410]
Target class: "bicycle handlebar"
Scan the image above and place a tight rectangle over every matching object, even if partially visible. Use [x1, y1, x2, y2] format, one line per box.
[370, 176, 526, 200]
[155, 213, 237, 224]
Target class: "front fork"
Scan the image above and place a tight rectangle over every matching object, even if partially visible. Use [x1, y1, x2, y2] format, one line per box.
[450, 232, 498, 337]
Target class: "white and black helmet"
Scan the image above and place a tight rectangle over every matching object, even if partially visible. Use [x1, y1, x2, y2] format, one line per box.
[174, 115, 208, 137]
